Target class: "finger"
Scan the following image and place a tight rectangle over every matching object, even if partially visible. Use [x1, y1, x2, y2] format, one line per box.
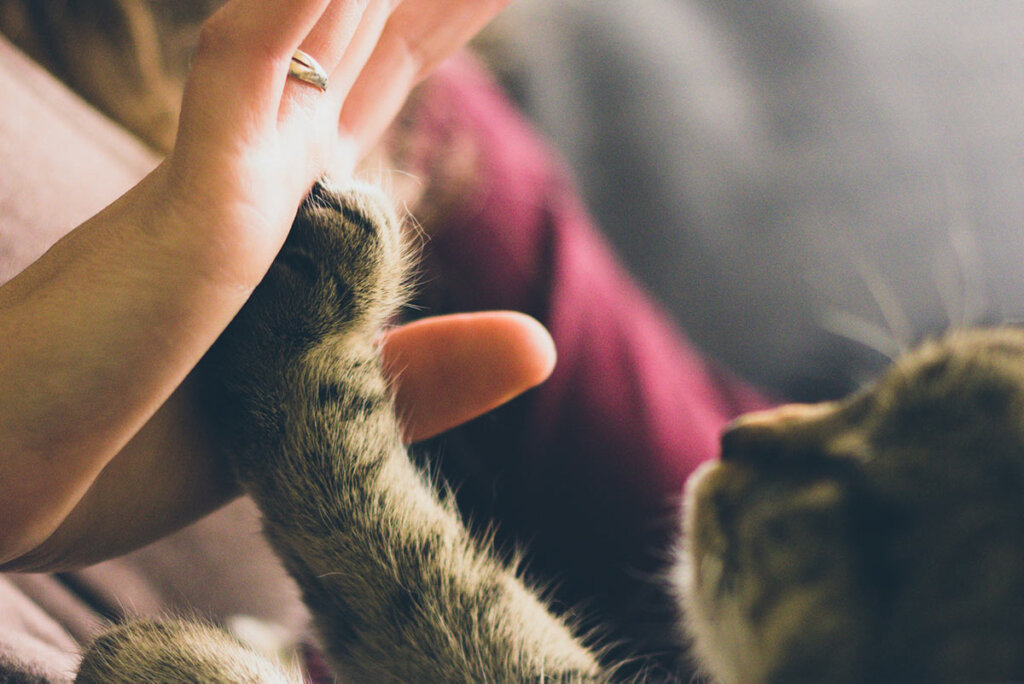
[381, 312, 557, 444]
[177, 0, 333, 151]
[338, 0, 512, 155]
[280, 0, 392, 120]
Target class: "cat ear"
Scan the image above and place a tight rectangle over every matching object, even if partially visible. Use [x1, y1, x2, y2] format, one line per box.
[722, 401, 875, 466]
[721, 403, 836, 463]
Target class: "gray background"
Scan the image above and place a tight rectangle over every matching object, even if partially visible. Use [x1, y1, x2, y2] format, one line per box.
[494, 0, 1024, 400]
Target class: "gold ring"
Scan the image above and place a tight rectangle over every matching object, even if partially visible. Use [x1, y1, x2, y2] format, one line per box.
[288, 49, 328, 91]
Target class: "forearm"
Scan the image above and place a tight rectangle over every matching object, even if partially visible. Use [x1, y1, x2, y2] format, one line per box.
[195, 182, 601, 682]
[1, 374, 239, 573]
[0, 165, 260, 565]
[240, 349, 602, 682]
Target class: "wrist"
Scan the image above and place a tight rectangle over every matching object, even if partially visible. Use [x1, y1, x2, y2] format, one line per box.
[128, 161, 286, 292]
[0, 166, 272, 538]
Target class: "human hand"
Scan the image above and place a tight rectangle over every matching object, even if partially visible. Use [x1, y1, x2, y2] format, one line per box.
[0, 0, 513, 568]
[384, 312, 557, 443]
[163, 0, 512, 284]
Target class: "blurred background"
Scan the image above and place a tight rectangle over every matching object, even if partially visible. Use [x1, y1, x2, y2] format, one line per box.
[487, 0, 1024, 400]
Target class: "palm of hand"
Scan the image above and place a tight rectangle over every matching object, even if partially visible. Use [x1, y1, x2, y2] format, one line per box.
[159, 0, 511, 288]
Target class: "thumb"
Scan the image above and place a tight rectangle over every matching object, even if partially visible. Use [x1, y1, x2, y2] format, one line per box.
[380, 311, 556, 443]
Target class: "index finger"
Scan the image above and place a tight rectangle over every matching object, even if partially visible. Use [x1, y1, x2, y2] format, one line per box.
[381, 312, 556, 443]
[337, 0, 512, 155]
[177, 0, 346, 147]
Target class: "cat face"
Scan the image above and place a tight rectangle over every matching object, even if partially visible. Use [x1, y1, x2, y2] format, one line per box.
[678, 328, 1024, 684]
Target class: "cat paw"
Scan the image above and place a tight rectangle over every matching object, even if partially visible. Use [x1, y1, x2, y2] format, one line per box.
[76, 619, 301, 683]
[198, 180, 407, 452]
[257, 180, 406, 346]
[278, 180, 408, 340]
[205, 180, 406, 380]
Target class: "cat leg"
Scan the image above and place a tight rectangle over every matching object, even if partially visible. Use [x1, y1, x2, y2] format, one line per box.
[202, 182, 607, 682]
[74, 619, 302, 683]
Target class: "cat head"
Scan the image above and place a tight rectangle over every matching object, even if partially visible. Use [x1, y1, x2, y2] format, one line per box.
[678, 328, 1024, 684]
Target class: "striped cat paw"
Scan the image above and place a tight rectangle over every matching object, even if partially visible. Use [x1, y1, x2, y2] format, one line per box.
[276, 180, 409, 342]
[199, 180, 408, 466]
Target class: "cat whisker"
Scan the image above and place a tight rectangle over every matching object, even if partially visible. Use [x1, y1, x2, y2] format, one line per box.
[933, 170, 986, 331]
[315, 571, 346, 580]
[820, 309, 900, 363]
[846, 250, 912, 355]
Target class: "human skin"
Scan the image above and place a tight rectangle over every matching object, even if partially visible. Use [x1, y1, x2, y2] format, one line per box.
[0, 0, 524, 571]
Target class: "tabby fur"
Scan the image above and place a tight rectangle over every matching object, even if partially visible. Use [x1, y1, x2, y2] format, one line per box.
[75, 182, 605, 682]
[680, 329, 1024, 683]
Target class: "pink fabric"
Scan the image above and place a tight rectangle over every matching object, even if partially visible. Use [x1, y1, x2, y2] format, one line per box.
[0, 36, 158, 286]
[409, 58, 769, 662]
[418, 58, 766, 490]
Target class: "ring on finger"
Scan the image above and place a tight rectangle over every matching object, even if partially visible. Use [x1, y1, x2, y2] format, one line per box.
[288, 49, 329, 91]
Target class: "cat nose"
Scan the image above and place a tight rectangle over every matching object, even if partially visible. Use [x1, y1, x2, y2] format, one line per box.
[720, 403, 833, 463]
